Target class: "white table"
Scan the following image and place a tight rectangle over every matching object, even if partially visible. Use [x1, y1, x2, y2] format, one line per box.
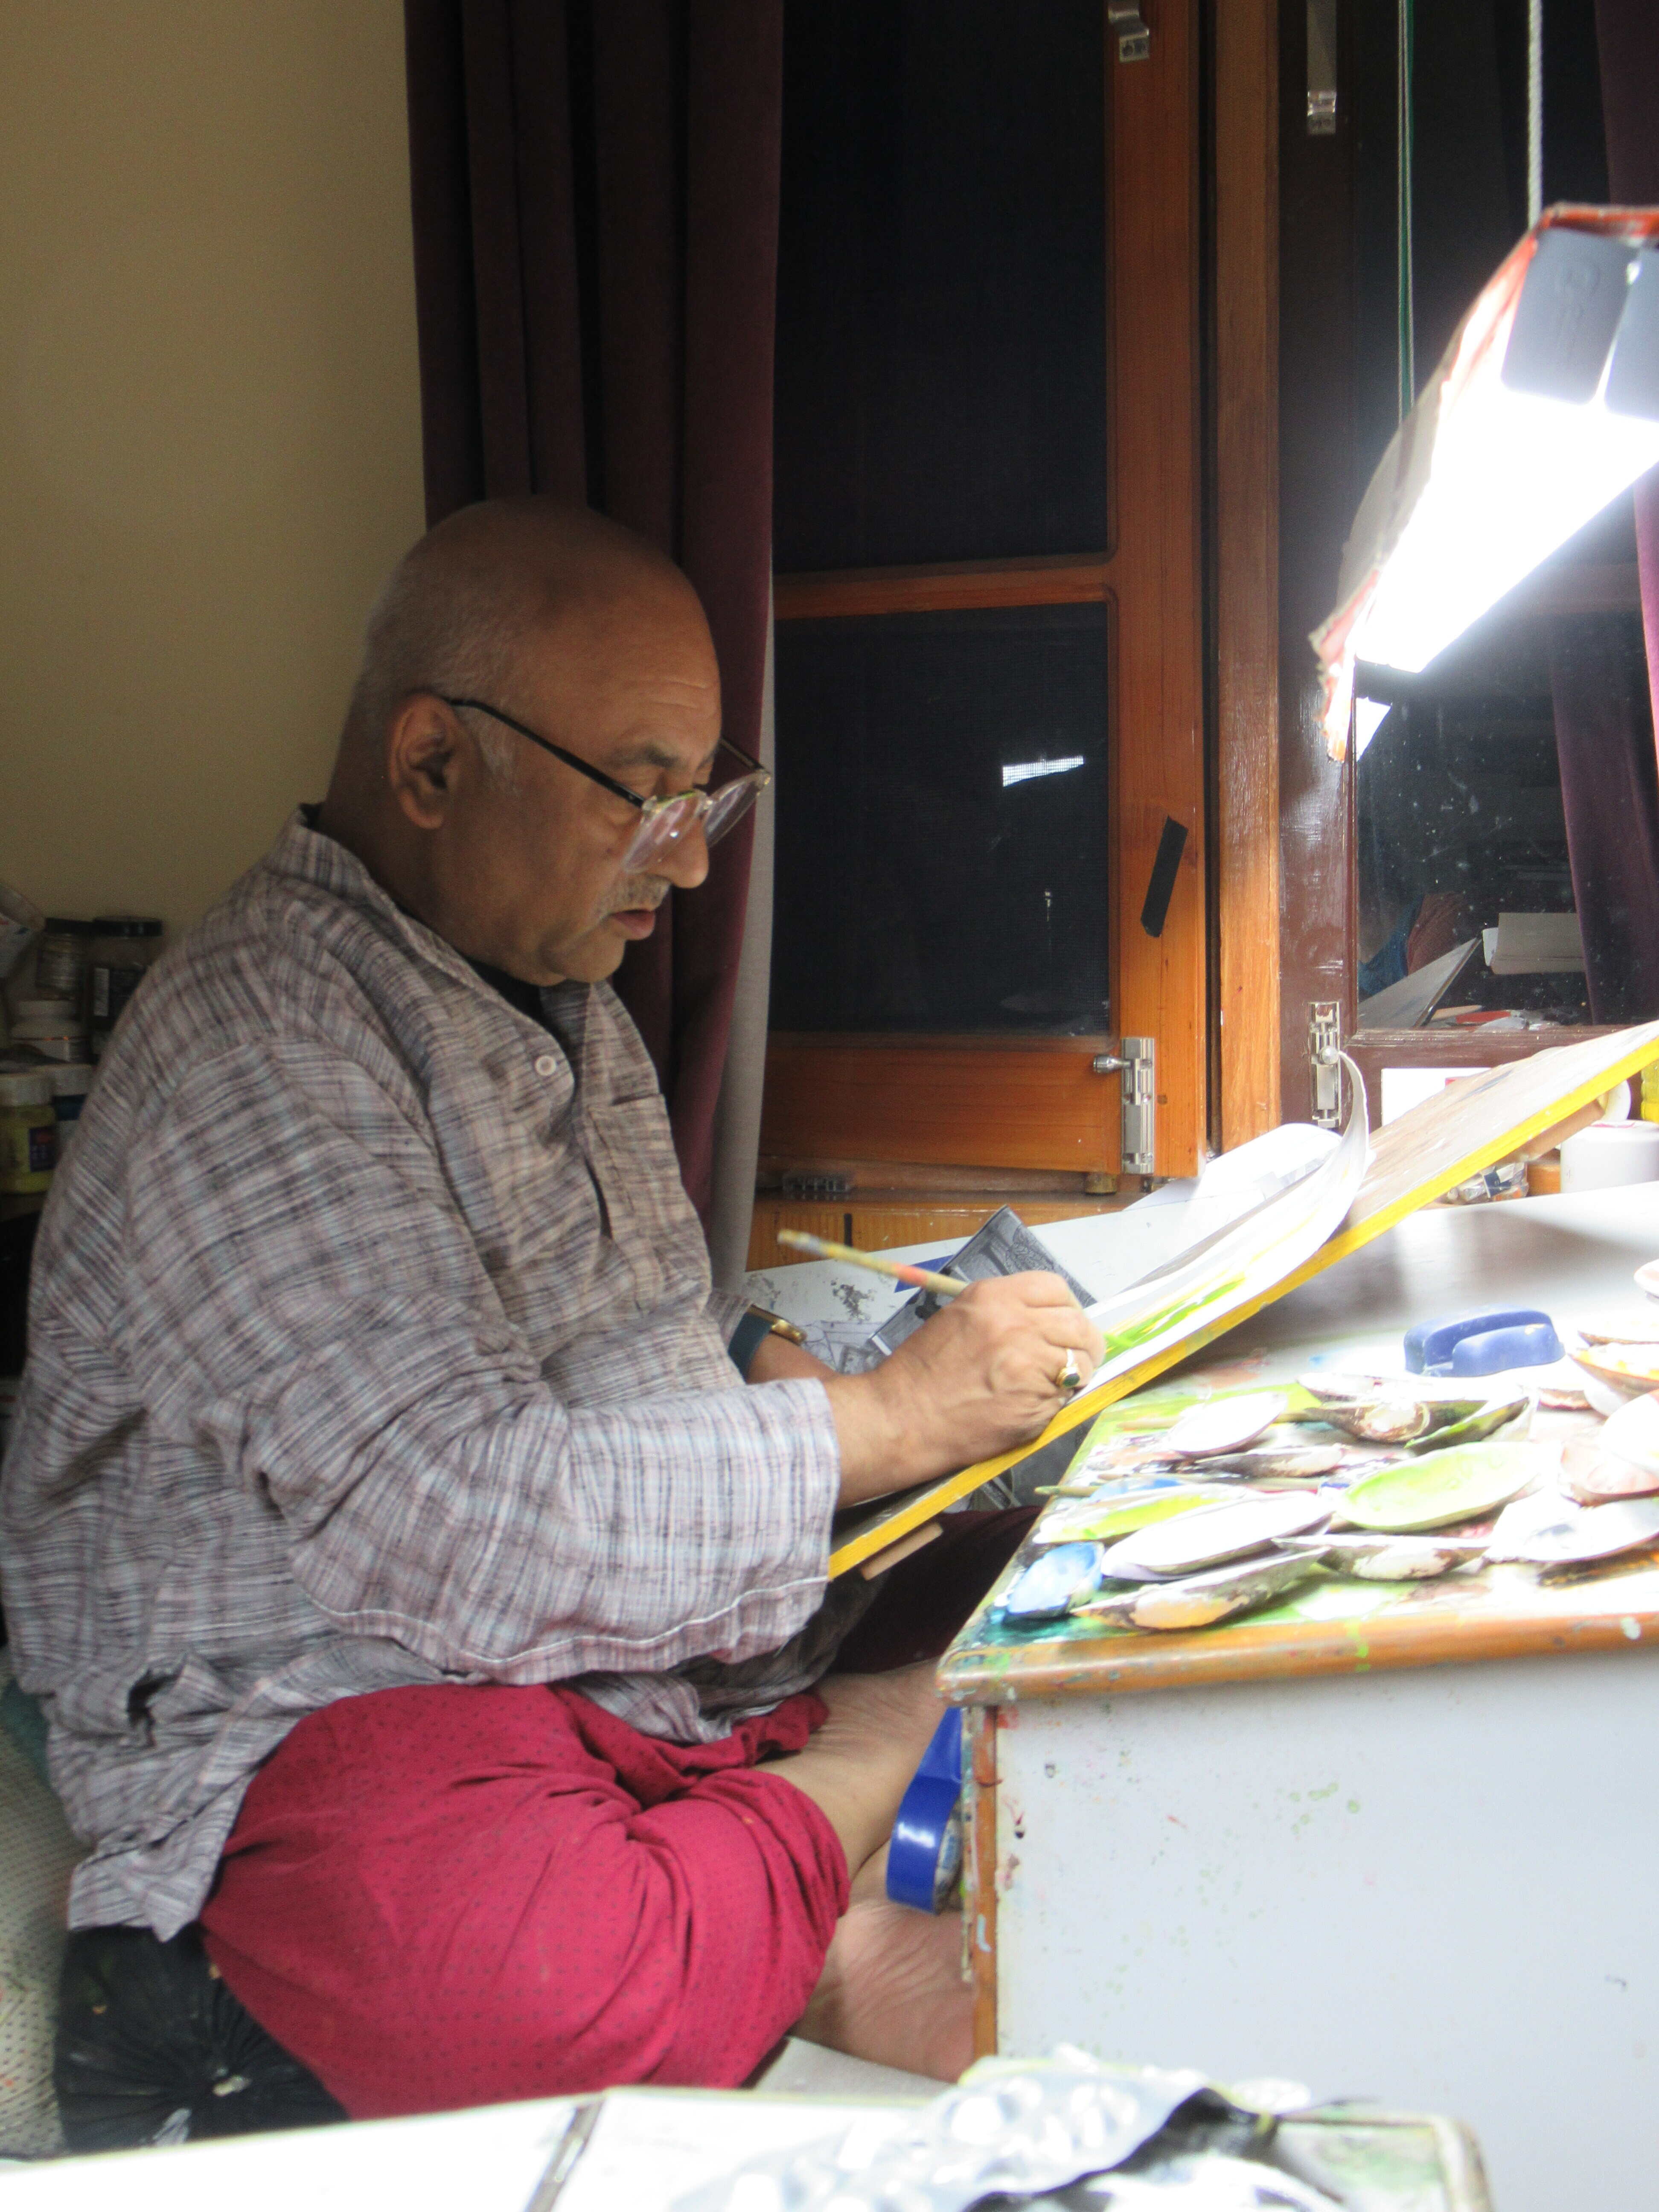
[944, 1185, 1659, 2212]
[0, 2097, 579, 2212]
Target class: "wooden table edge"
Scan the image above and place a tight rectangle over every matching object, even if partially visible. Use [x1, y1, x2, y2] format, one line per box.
[937, 1591, 1659, 1704]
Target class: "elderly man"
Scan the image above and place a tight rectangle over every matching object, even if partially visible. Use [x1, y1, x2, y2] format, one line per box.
[1, 499, 1100, 2128]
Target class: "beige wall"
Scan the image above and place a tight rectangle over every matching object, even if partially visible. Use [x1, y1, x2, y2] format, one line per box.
[0, 0, 426, 942]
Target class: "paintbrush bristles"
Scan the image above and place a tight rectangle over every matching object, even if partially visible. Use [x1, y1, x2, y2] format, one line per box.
[774, 1229, 966, 1299]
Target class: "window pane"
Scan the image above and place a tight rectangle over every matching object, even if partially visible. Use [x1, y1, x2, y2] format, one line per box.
[1356, 557, 1659, 1030]
[774, 0, 1107, 571]
[770, 606, 1109, 1034]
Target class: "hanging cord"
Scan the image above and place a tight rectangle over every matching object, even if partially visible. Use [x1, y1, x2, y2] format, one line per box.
[1527, 0, 1543, 227]
[1397, 0, 1415, 419]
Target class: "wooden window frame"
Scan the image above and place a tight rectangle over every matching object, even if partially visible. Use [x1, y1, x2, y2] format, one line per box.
[1275, 0, 1630, 1115]
[765, 0, 1211, 1184]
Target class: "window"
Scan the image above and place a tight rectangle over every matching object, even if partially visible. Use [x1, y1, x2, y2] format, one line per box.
[759, 0, 1206, 1213]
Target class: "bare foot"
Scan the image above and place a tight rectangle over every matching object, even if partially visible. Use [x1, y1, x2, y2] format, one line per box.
[849, 1840, 891, 1906]
[796, 1893, 973, 2082]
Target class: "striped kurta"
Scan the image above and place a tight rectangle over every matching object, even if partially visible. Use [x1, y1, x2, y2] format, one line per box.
[1, 813, 856, 1938]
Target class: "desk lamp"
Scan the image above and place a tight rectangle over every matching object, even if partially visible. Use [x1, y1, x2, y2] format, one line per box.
[1313, 206, 1659, 761]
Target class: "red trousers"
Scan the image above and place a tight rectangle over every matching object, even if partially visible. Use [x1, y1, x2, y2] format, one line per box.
[200, 1508, 1033, 2117]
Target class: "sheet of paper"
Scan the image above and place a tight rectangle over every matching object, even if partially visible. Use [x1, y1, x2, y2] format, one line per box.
[533, 2091, 912, 2212]
[1076, 1057, 1370, 1393]
[1356, 937, 1480, 1027]
[745, 1128, 1342, 1333]
[1489, 911, 1585, 975]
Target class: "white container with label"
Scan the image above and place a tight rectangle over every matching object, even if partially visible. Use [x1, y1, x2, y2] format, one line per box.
[50, 1062, 94, 1152]
[0, 1071, 56, 1193]
[10, 998, 90, 1065]
[1560, 1122, 1659, 1194]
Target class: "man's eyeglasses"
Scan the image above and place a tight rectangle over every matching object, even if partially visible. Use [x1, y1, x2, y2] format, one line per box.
[438, 696, 771, 874]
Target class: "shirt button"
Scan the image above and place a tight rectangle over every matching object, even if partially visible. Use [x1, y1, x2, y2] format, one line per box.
[533, 1053, 559, 1077]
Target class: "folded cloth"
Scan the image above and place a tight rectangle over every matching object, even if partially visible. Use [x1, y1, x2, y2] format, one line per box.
[199, 1684, 843, 2117]
[197, 1508, 1035, 2120]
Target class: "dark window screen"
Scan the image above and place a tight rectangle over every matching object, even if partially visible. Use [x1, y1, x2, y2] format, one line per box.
[770, 606, 1109, 1034]
[774, 0, 1108, 571]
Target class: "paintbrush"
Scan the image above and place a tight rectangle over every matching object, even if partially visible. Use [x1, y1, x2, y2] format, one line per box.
[774, 1229, 966, 1299]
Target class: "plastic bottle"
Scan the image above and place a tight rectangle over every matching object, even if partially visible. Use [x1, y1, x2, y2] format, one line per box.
[10, 997, 90, 1064]
[0, 1071, 56, 1193]
[35, 917, 94, 1005]
[89, 917, 163, 1058]
[51, 1062, 94, 1152]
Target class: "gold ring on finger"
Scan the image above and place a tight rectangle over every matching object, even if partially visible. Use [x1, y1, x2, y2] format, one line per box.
[1055, 1352, 1083, 1394]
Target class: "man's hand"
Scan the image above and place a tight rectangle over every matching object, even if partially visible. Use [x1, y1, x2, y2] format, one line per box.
[822, 1273, 1103, 1508]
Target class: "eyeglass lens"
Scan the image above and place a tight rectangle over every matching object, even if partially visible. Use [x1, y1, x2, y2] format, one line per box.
[624, 776, 763, 868]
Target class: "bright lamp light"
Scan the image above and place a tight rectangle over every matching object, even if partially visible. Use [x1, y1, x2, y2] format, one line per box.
[1313, 210, 1659, 760]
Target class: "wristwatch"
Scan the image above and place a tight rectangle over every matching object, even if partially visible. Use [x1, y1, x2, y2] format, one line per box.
[729, 1303, 807, 1377]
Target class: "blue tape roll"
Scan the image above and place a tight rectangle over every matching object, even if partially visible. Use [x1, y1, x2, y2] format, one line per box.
[886, 1706, 964, 1913]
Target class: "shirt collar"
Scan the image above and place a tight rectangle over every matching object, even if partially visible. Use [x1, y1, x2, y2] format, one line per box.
[268, 807, 504, 999]
[270, 809, 594, 1041]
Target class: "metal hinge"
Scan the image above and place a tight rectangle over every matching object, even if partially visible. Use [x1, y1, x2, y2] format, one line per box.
[1309, 1002, 1342, 1128]
[1092, 1036, 1157, 1174]
[1107, 4, 1150, 62]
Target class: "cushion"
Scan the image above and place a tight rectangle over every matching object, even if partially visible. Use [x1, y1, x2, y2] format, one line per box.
[0, 1653, 78, 2157]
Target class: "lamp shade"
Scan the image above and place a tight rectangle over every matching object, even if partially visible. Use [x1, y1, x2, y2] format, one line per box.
[1312, 207, 1659, 762]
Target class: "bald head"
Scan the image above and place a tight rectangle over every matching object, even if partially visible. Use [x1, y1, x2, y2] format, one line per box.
[319, 497, 723, 986]
[341, 498, 706, 779]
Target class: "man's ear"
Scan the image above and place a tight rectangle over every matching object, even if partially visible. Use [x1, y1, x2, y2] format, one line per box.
[386, 694, 463, 831]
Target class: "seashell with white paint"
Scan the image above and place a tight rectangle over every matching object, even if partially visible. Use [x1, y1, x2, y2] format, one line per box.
[1161, 1391, 1289, 1461]
[1501, 1495, 1659, 1569]
[1598, 1391, 1659, 1477]
[1298, 1372, 1393, 1404]
[1560, 1435, 1659, 1505]
[1558, 1394, 1659, 1505]
[1097, 1491, 1330, 1580]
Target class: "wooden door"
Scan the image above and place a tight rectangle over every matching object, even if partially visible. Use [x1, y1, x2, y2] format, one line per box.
[759, 0, 1208, 1234]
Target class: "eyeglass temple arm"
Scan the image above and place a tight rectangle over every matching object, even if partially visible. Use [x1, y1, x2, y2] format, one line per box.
[716, 733, 768, 779]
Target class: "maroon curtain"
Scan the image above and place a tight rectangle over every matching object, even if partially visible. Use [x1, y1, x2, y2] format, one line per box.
[1548, 615, 1659, 1021]
[1547, 0, 1659, 1024]
[1596, 0, 1659, 759]
[402, 0, 781, 1224]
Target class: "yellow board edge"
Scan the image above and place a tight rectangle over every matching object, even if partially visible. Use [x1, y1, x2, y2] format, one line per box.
[827, 1031, 1659, 1578]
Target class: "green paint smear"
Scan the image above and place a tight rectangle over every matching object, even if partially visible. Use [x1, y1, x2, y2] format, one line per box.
[1097, 1272, 1251, 1361]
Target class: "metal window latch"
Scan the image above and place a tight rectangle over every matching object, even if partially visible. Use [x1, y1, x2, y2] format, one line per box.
[1107, 4, 1150, 62]
[1092, 1036, 1157, 1174]
[1309, 1002, 1342, 1128]
[780, 1171, 852, 1201]
[1306, 0, 1337, 131]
